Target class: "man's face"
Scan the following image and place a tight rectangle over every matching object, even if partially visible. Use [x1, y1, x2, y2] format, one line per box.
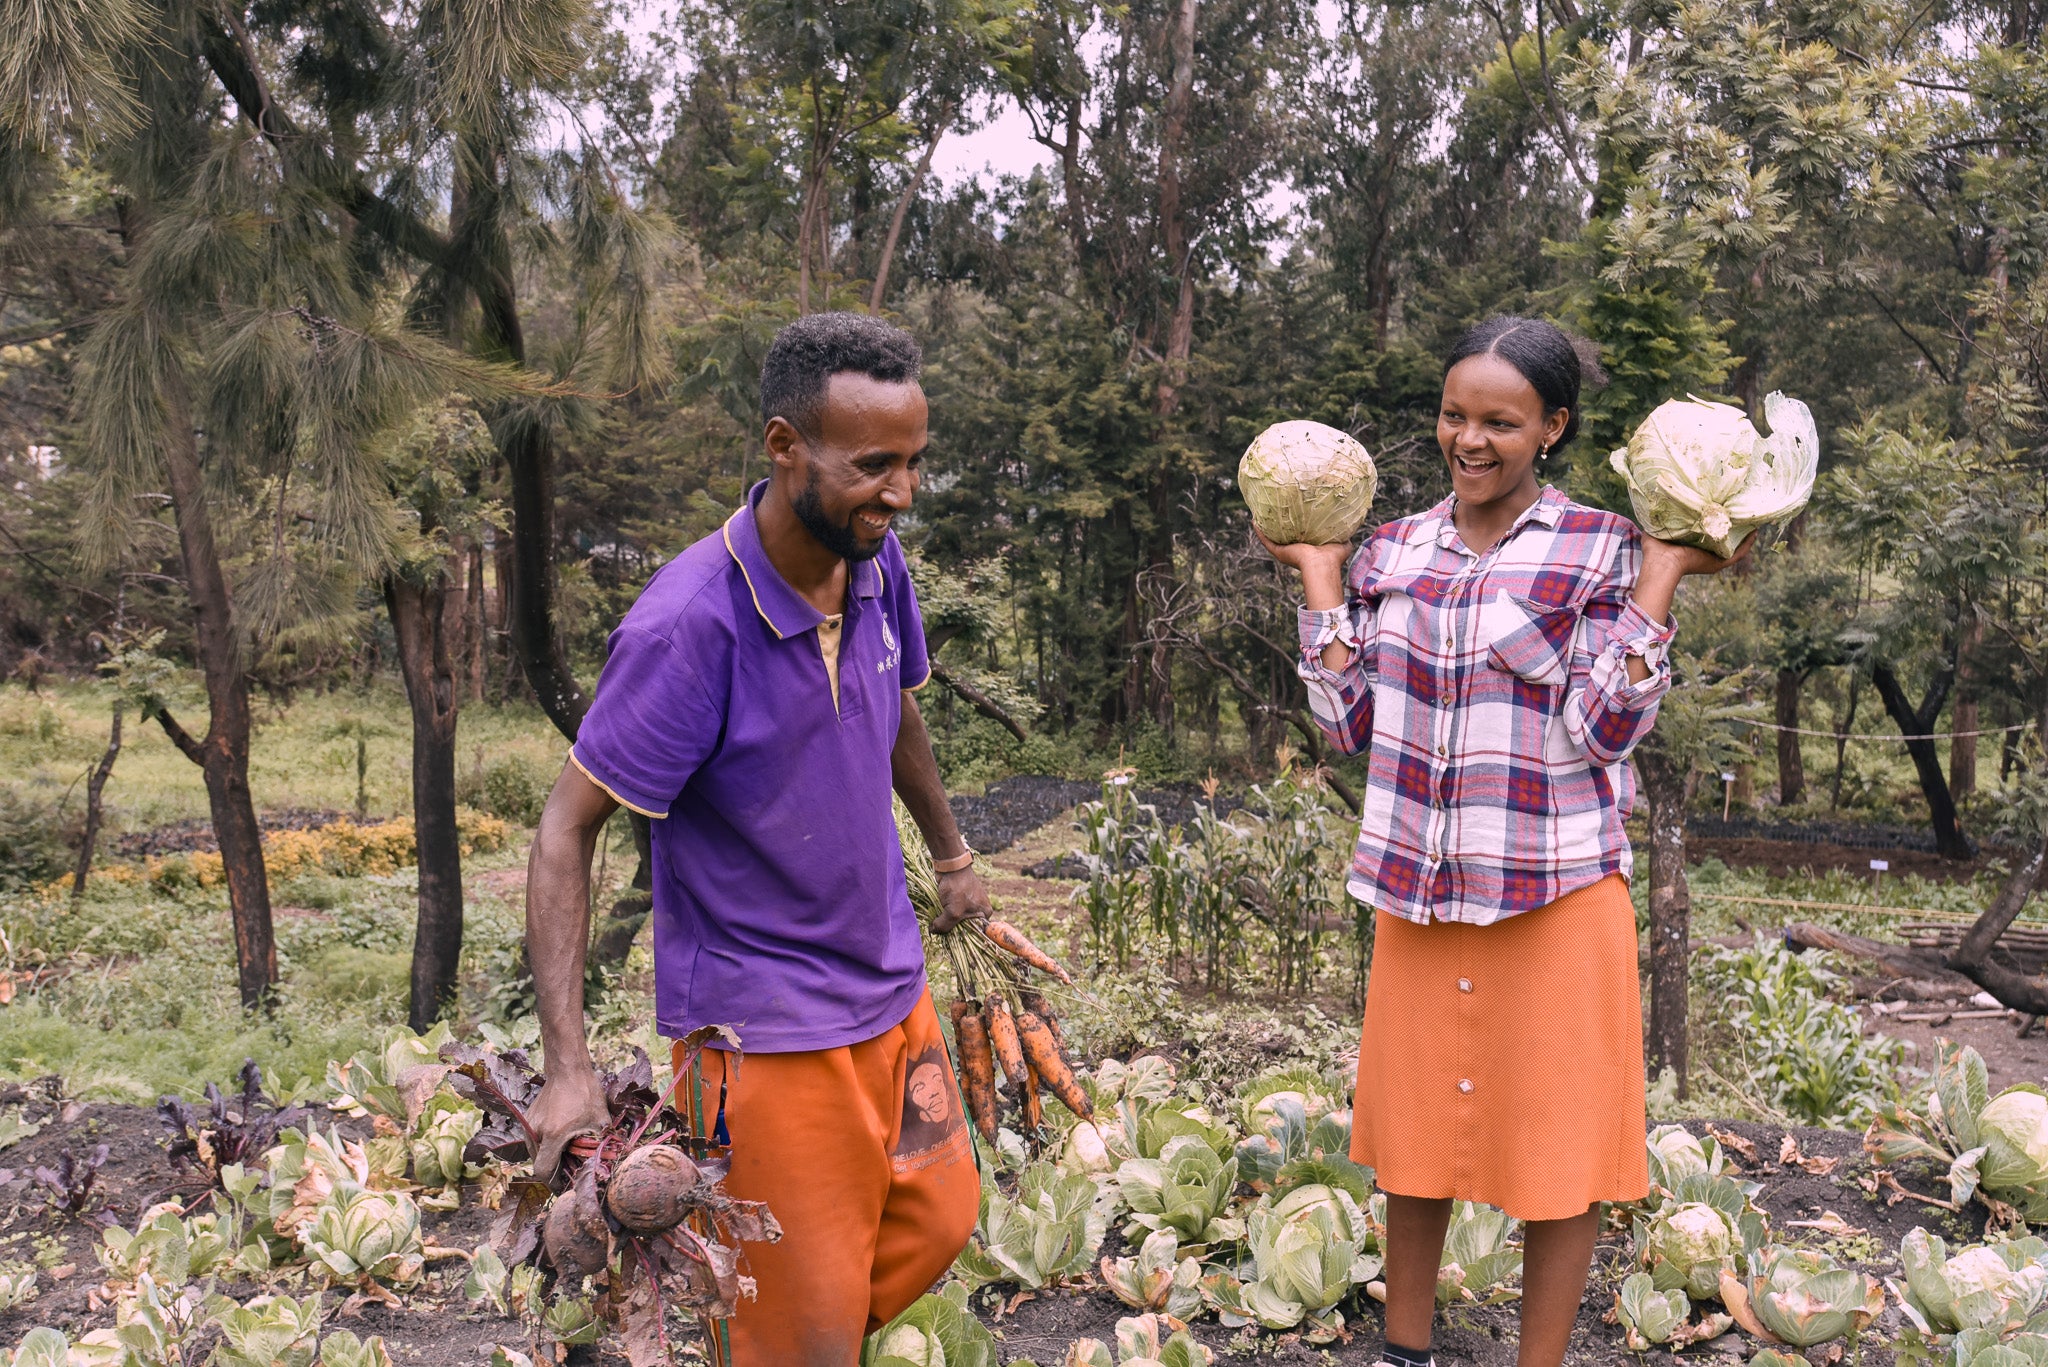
[785, 373, 928, 563]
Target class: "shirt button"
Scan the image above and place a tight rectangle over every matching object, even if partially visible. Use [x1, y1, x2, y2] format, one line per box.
[1437, 744, 1448, 756]
[1457, 977, 1472, 993]
[1458, 1079, 1474, 1094]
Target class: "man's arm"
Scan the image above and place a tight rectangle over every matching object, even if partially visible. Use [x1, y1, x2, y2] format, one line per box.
[524, 761, 622, 1181]
[892, 690, 991, 932]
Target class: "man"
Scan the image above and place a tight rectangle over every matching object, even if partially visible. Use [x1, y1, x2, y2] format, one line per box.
[526, 312, 989, 1365]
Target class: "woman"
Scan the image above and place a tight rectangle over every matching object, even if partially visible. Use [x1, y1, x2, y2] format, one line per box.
[1261, 316, 1743, 1367]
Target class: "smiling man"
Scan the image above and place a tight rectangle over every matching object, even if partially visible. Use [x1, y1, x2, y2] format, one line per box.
[524, 313, 988, 1365]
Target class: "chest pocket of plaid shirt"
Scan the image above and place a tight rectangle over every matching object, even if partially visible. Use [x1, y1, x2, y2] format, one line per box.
[1480, 588, 1580, 688]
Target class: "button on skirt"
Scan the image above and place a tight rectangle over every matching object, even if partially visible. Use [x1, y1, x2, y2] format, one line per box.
[1348, 872, 1648, 1221]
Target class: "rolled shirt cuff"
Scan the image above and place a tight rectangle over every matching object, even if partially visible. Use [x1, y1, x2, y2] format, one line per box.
[1296, 604, 1363, 685]
[1610, 599, 1675, 668]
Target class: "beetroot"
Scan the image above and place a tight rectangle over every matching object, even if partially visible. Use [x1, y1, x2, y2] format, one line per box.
[542, 1173, 611, 1281]
[604, 1144, 702, 1234]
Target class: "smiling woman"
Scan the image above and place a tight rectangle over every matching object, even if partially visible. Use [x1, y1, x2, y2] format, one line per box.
[1258, 314, 1753, 1367]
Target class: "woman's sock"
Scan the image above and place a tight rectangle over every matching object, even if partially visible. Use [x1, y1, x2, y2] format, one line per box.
[1382, 1343, 1432, 1367]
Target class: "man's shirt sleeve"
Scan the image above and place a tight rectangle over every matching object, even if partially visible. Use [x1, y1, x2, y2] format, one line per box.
[569, 625, 723, 818]
[891, 542, 931, 689]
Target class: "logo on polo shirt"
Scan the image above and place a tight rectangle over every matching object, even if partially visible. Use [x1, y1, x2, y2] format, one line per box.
[880, 611, 900, 673]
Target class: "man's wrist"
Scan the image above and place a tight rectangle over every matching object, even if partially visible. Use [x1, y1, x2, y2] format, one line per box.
[930, 846, 975, 874]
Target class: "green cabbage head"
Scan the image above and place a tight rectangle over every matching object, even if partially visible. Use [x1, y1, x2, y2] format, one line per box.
[1238, 421, 1377, 547]
[1978, 1088, 2048, 1200]
[1894, 1227, 2048, 1339]
[1642, 1201, 1737, 1300]
[1609, 392, 1817, 559]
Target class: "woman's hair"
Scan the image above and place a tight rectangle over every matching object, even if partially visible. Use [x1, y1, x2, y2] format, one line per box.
[1443, 316, 1606, 449]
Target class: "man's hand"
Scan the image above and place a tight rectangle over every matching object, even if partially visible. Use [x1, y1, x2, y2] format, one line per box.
[528, 1064, 611, 1185]
[932, 866, 993, 933]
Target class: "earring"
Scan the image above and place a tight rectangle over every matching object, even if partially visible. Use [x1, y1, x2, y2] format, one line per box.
[1539, 443, 1550, 462]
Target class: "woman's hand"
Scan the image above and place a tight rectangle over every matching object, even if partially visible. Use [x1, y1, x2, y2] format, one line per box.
[1641, 532, 1754, 582]
[1255, 529, 1354, 611]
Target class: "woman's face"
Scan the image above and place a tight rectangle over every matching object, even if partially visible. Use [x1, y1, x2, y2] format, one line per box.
[1436, 353, 1567, 507]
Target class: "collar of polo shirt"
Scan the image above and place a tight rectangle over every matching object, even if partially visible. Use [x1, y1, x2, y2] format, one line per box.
[722, 480, 885, 640]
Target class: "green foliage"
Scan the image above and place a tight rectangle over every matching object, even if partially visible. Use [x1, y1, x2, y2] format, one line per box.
[861, 1282, 996, 1367]
[1700, 939, 1906, 1125]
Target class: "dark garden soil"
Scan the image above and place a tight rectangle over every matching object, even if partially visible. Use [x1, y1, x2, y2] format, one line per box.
[0, 1090, 1992, 1366]
[110, 808, 351, 859]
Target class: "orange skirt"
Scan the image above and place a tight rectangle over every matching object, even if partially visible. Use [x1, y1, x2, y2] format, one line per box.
[1349, 873, 1648, 1221]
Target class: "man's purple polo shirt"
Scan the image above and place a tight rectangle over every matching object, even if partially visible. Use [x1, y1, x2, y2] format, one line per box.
[569, 482, 932, 1053]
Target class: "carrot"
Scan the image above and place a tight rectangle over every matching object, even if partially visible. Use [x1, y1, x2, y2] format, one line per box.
[1021, 1057, 1044, 1133]
[1019, 989, 1067, 1053]
[952, 1000, 998, 1144]
[1015, 1009, 1093, 1120]
[984, 998, 1029, 1092]
[980, 920, 1074, 985]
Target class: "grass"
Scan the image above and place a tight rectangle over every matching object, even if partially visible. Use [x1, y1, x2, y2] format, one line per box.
[0, 678, 570, 832]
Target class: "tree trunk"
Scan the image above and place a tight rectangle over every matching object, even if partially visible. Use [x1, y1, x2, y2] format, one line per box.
[160, 399, 276, 1011]
[386, 566, 466, 1031]
[71, 701, 123, 902]
[1869, 659, 1974, 860]
[1639, 748, 1691, 1097]
[463, 534, 486, 702]
[1774, 667, 1805, 805]
[1952, 617, 1981, 798]
[1129, 0, 1198, 730]
[868, 120, 946, 314]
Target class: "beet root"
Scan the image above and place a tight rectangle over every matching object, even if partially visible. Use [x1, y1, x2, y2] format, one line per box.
[543, 1172, 611, 1280]
[604, 1144, 703, 1234]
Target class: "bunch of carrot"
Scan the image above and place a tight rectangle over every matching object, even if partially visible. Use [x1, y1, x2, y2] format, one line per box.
[947, 922, 1092, 1145]
[893, 799, 1091, 1146]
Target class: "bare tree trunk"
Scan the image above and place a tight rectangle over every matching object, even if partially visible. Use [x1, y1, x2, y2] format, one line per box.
[71, 701, 123, 902]
[1952, 618, 1981, 798]
[1870, 659, 1974, 860]
[1639, 748, 1692, 1097]
[1774, 667, 1805, 805]
[1945, 833, 2048, 1013]
[868, 120, 946, 314]
[462, 534, 486, 702]
[160, 399, 276, 1011]
[386, 564, 465, 1031]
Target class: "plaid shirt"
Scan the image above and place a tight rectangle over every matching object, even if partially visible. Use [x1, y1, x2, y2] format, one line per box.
[1298, 486, 1675, 926]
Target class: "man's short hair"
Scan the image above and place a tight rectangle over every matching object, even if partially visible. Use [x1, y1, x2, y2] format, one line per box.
[759, 312, 923, 441]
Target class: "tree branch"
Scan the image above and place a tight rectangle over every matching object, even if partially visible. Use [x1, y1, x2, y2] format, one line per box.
[155, 707, 205, 765]
[926, 661, 1029, 742]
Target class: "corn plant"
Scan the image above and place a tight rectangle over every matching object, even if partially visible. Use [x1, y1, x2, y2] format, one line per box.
[1071, 778, 1159, 969]
[1702, 940, 1906, 1126]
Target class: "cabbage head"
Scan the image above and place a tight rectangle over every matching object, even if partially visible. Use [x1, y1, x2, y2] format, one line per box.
[1978, 1088, 2048, 1202]
[1642, 1202, 1738, 1301]
[1608, 391, 1817, 559]
[1238, 421, 1377, 547]
[1894, 1227, 2048, 1340]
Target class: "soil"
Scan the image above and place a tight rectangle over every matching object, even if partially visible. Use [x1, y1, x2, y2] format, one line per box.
[949, 776, 1244, 856]
[0, 1093, 1987, 1366]
[1689, 835, 2005, 884]
[109, 808, 351, 860]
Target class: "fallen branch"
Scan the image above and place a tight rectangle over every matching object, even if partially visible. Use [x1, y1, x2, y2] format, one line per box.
[1945, 830, 2048, 1013]
[927, 661, 1029, 743]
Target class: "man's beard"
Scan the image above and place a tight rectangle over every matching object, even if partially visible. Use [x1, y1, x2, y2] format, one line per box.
[792, 469, 887, 563]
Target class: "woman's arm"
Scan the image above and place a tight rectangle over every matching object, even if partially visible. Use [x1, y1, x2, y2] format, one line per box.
[1261, 532, 1379, 756]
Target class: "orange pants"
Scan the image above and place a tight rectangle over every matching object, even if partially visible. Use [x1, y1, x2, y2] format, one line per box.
[679, 989, 981, 1366]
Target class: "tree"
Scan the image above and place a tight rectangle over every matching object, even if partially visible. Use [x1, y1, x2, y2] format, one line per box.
[1636, 652, 1762, 1098]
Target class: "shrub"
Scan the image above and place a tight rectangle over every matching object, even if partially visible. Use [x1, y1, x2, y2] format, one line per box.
[0, 786, 71, 891]
[459, 755, 549, 827]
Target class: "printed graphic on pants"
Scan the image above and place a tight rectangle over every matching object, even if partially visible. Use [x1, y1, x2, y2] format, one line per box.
[892, 1042, 969, 1174]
